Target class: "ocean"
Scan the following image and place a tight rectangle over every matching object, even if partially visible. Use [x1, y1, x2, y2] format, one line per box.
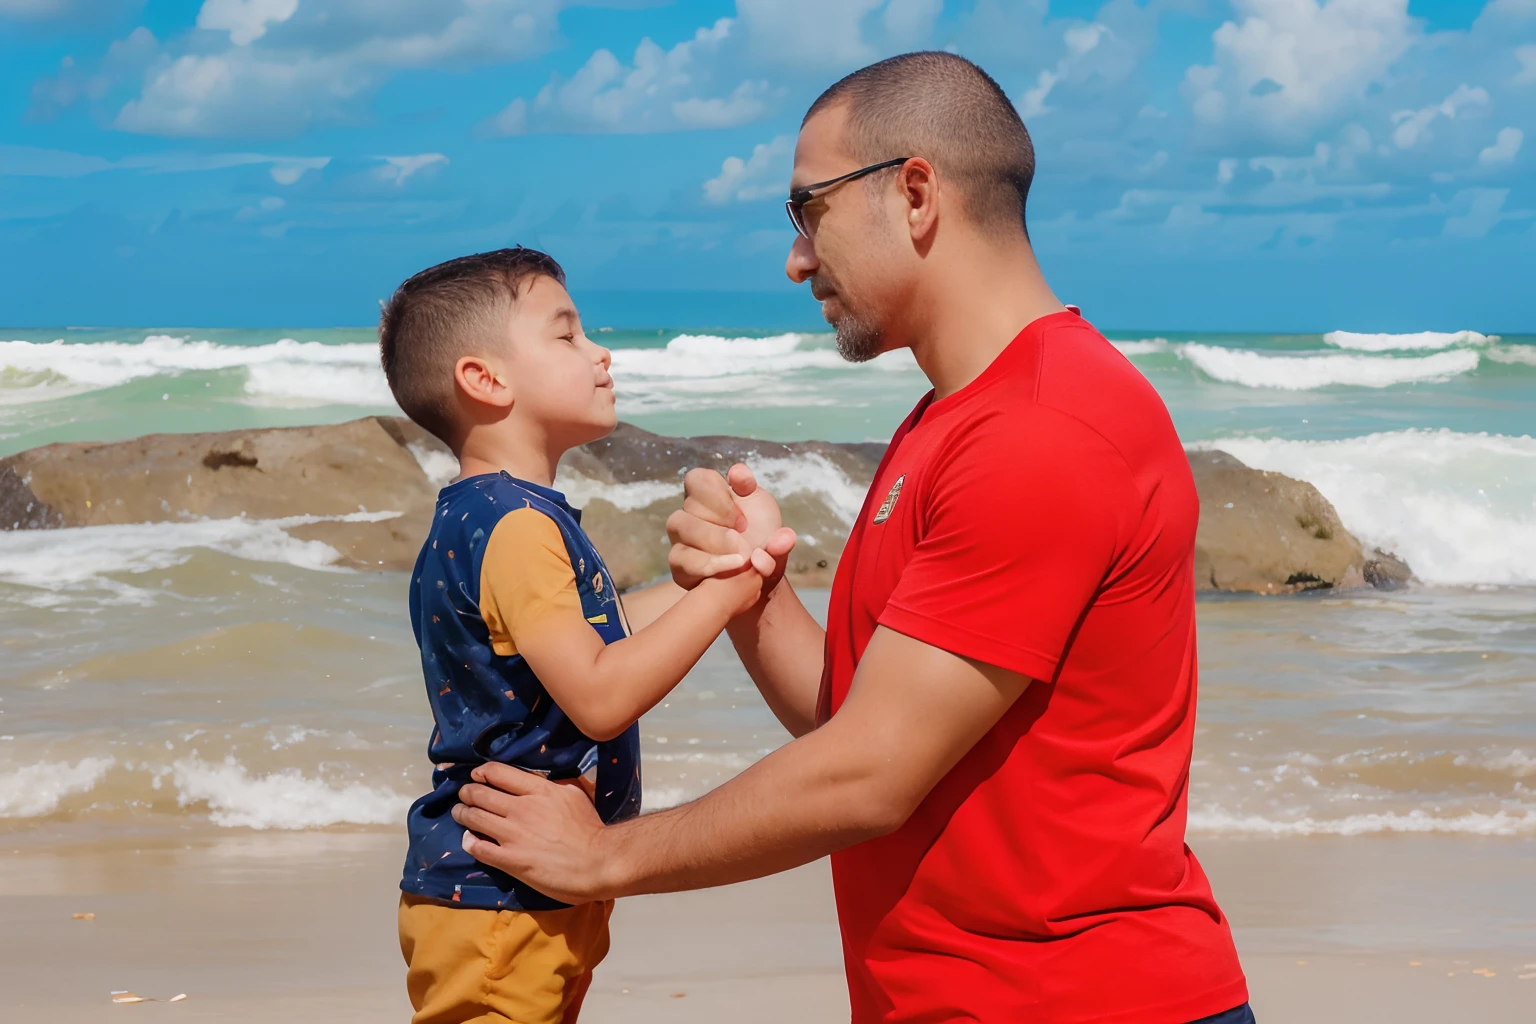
[1, 324, 1533, 847]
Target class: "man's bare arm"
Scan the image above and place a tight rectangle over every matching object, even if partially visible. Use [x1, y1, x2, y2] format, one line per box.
[667, 464, 822, 735]
[723, 581, 824, 737]
[453, 626, 1030, 903]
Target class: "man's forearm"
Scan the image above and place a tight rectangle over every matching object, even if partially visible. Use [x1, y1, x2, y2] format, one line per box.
[597, 715, 891, 897]
[725, 580, 825, 737]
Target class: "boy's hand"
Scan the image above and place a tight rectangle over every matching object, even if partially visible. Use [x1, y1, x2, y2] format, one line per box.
[701, 563, 770, 618]
[668, 463, 796, 590]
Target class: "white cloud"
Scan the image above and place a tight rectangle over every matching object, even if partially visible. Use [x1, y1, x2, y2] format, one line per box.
[883, 0, 943, 45]
[1390, 83, 1489, 149]
[1516, 45, 1536, 85]
[197, 0, 297, 47]
[482, 0, 957, 137]
[114, 50, 370, 137]
[1183, 0, 1417, 139]
[1018, 22, 1107, 119]
[29, 26, 158, 120]
[0, 0, 131, 17]
[703, 135, 793, 203]
[1018, 70, 1059, 120]
[0, 144, 329, 180]
[0, 0, 68, 13]
[268, 156, 329, 183]
[484, 19, 773, 136]
[735, 0, 884, 69]
[1443, 187, 1507, 238]
[104, 0, 567, 137]
[1479, 126, 1524, 165]
[375, 153, 447, 186]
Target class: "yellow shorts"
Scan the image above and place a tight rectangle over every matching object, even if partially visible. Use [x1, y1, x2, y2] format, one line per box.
[398, 894, 614, 1024]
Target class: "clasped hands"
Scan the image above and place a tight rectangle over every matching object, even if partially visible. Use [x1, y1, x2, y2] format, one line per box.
[450, 463, 796, 903]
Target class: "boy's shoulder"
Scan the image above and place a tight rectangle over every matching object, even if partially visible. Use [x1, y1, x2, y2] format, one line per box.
[423, 473, 596, 577]
[431, 473, 558, 535]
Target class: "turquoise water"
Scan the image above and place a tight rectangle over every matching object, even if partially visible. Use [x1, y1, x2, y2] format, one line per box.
[2, 326, 1532, 453]
[0, 324, 1533, 842]
[4, 325, 1533, 586]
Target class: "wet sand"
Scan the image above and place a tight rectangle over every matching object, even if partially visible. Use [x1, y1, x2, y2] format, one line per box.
[2, 831, 1533, 1022]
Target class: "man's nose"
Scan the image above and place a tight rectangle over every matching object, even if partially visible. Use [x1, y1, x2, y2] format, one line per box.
[785, 234, 818, 284]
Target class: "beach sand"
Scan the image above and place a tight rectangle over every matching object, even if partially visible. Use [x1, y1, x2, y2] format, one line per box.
[2, 830, 1532, 1022]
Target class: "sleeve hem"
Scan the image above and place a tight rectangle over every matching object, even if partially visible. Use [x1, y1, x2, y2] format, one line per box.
[878, 603, 1061, 684]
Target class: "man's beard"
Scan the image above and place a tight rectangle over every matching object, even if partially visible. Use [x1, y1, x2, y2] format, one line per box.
[812, 275, 883, 363]
[832, 312, 883, 363]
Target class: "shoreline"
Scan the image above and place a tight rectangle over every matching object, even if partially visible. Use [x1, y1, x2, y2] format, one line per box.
[3, 831, 1532, 1022]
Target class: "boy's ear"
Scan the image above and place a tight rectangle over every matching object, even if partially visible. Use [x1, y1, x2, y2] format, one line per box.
[454, 354, 514, 410]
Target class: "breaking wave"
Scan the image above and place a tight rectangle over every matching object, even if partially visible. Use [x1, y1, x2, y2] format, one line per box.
[1192, 430, 1536, 585]
[170, 757, 406, 830]
[0, 335, 392, 407]
[1323, 329, 1495, 352]
[1177, 345, 1480, 390]
[0, 511, 401, 603]
[1188, 808, 1536, 837]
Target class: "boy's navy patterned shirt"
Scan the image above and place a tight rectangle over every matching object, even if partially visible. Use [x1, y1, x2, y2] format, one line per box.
[400, 472, 641, 911]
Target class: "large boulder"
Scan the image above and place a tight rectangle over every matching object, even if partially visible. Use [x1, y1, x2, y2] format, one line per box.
[1189, 450, 1411, 593]
[0, 416, 443, 571]
[0, 417, 1410, 594]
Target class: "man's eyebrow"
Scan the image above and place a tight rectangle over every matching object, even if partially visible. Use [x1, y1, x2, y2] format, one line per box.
[547, 306, 579, 326]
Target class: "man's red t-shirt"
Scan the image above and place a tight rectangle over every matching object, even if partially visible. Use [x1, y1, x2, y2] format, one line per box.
[820, 311, 1248, 1023]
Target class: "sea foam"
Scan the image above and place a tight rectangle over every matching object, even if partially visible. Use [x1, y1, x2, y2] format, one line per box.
[611, 333, 921, 414]
[0, 335, 392, 407]
[0, 757, 114, 817]
[1194, 430, 1536, 585]
[1188, 807, 1536, 837]
[0, 511, 400, 601]
[1323, 329, 1494, 352]
[171, 757, 407, 830]
[1177, 344, 1480, 390]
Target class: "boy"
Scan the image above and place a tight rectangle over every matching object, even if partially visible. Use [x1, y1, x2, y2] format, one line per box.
[379, 247, 767, 1024]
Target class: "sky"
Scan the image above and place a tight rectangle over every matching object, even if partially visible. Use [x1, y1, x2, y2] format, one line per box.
[0, 0, 1532, 332]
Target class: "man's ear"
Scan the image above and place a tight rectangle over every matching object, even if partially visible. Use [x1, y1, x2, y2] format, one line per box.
[454, 354, 514, 410]
[898, 157, 940, 245]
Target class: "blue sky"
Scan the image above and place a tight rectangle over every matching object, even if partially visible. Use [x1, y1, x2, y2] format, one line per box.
[1, 0, 1532, 331]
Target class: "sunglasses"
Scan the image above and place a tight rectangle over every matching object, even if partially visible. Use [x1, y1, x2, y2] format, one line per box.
[785, 157, 914, 239]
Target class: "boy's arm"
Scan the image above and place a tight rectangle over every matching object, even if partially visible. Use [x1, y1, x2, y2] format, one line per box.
[517, 574, 760, 741]
[617, 579, 685, 632]
[482, 509, 762, 743]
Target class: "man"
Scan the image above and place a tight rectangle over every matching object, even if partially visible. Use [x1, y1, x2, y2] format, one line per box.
[453, 52, 1253, 1023]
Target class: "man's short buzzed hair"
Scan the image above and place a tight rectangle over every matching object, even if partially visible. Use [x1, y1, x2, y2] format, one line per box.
[805, 52, 1036, 237]
[378, 247, 565, 447]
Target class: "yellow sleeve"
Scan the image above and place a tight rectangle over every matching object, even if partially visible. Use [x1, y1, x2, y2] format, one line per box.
[479, 508, 582, 657]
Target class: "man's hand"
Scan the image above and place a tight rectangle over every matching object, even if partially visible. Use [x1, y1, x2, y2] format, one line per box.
[454, 628, 1031, 899]
[668, 464, 796, 590]
[453, 765, 611, 905]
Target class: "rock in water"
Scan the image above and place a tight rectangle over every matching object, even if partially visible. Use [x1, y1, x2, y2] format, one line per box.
[0, 416, 442, 571]
[0, 418, 1410, 594]
[1188, 450, 1410, 593]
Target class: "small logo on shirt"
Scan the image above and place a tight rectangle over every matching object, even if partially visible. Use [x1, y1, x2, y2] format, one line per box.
[873, 475, 905, 524]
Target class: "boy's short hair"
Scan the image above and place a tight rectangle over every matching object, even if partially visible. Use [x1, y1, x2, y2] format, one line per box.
[379, 246, 566, 446]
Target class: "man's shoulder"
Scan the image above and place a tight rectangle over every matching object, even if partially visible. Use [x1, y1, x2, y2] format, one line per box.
[1033, 319, 1184, 467]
